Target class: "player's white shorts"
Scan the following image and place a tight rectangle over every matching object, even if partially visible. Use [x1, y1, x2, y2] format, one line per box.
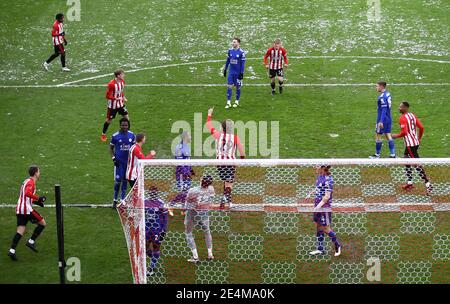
[184, 210, 210, 232]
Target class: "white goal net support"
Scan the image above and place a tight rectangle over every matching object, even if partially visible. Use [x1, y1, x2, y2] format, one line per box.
[117, 158, 450, 284]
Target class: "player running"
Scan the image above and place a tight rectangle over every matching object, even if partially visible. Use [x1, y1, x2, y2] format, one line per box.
[8, 166, 47, 261]
[184, 175, 215, 263]
[43, 13, 70, 72]
[110, 118, 135, 208]
[223, 37, 246, 109]
[392, 101, 433, 194]
[206, 107, 246, 209]
[101, 69, 129, 142]
[264, 38, 289, 95]
[309, 165, 342, 257]
[126, 133, 156, 188]
[144, 186, 168, 276]
[370, 81, 396, 158]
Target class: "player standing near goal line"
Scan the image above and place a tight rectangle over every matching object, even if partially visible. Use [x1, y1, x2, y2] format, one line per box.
[184, 175, 215, 263]
[110, 118, 136, 208]
[370, 81, 396, 158]
[223, 37, 246, 109]
[309, 165, 342, 257]
[101, 69, 129, 142]
[126, 133, 156, 188]
[392, 101, 433, 194]
[206, 107, 246, 209]
[144, 186, 168, 276]
[264, 38, 289, 95]
[43, 13, 70, 72]
[8, 166, 47, 261]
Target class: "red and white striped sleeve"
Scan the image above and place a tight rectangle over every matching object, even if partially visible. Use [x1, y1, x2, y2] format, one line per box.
[282, 48, 288, 65]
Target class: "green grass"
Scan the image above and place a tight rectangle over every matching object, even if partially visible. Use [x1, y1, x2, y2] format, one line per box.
[0, 0, 448, 283]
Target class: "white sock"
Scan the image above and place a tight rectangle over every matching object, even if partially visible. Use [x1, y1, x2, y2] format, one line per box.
[235, 100, 239, 104]
[425, 182, 431, 187]
[407, 181, 413, 185]
[28, 239, 35, 244]
[226, 100, 231, 104]
[207, 248, 213, 257]
[191, 248, 198, 259]
[9, 248, 15, 254]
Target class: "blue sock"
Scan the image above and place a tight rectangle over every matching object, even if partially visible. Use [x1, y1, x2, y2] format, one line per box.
[121, 180, 127, 200]
[316, 230, 325, 251]
[328, 231, 341, 248]
[375, 140, 382, 155]
[151, 250, 160, 270]
[114, 181, 120, 200]
[388, 139, 396, 156]
[226, 87, 232, 101]
[236, 87, 241, 101]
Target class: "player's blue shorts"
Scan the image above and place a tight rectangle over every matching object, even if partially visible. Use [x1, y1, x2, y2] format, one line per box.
[114, 162, 127, 182]
[227, 73, 242, 87]
[375, 120, 392, 134]
[313, 212, 332, 226]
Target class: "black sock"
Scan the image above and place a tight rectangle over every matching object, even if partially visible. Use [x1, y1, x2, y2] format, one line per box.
[270, 82, 275, 90]
[11, 233, 22, 250]
[61, 53, 66, 67]
[102, 121, 110, 134]
[31, 225, 45, 241]
[46, 53, 59, 64]
[279, 81, 284, 87]
[416, 166, 429, 183]
[224, 186, 232, 202]
[405, 165, 413, 182]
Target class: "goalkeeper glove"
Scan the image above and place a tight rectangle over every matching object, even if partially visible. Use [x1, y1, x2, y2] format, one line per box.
[35, 196, 47, 207]
[64, 38, 67, 46]
[112, 156, 120, 167]
[238, 73, 244, 80]
[223, 69, 227, 77]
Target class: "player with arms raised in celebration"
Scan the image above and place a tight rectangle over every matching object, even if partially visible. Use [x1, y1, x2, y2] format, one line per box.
[184, 175, 215, 263]
[43, 13, 70, 72]
[126, 133, 156, 188]
[101, 69, 129, 142]
[223, 37, 246, 109]
[206, 107, 245, 209]
[370, 81, 396, 158]
[8, 166, 47, 261]
[309, 165, 342, 257]
[264, 38, 288, 95]
[392, 101, 433, 194]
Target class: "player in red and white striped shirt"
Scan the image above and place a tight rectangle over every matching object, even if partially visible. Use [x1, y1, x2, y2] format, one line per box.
[206, 107, 246, 208]
[43, 13, 70, 72]
[263, 38, 289, 95]
[393, 101, 432, 194]
[101, 69, 129, 142]
[8, 166, 47, 261]
[126, 133, 156, 187]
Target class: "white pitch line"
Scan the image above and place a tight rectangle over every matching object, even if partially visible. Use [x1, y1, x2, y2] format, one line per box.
[1, 83, 449, 89]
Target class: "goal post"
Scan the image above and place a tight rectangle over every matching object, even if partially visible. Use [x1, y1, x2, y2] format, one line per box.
[117, 158, 450, 284]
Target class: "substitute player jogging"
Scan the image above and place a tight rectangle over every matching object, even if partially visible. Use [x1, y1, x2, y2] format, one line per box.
[392, 101, 433, 194]
[43, 13, 70, 72]
[223, 37, 246, 109]
[309, 165, 342, 257]
[264, 38, 288, 95]
[8, 166, 47, 261]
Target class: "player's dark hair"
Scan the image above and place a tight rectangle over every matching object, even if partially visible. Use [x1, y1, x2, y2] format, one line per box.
[320, 164, 331, 175]
[55, 13, 64, 21]
[401, 101, 410, 108]
[377, 81, 387, 88]
[29, 165, 39, 177]
[136, 133, 146, 143]
[119, 117, 130, 126]
[233, 37, 241, 43]
[114, 69, 124, 77]
[201, 175, 213, 188]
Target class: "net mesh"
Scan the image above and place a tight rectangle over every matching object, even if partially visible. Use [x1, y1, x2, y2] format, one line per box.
[117, 158, 450, 284]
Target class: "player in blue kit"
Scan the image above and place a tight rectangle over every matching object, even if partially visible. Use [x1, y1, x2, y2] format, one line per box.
[109, 118, 135, 208]
[223, 37, 246, 109]
[370, 81, 396, 158]
[144, 186, 168, 276]
[309, 165, 342, 257]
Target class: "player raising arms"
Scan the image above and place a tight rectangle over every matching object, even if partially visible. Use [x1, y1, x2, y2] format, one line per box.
[392, 101, 433, 194]
[101, 69, 129, 142]
[206, 107, 246, 209]
[144, 186, 169, 276]
[184, 175, 215, 263]
[309, 165, 342, 257]
[264, 38, 289, 95]
[110, 118, 135, 208]
[8, 166, 47, 261]
[370, 81, 396, 158]
[126, 133, 156, 188]
[223, 37, 246, 109]
[43, 13, 70, 72]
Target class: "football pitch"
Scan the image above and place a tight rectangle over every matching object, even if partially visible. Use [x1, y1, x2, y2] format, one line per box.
[0, 0, 449, 284]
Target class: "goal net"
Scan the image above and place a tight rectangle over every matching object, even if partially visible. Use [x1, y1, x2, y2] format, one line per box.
[117, 158, 450, 284]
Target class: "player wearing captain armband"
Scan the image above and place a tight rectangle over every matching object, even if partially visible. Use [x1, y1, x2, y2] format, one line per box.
[184, 175, 215, 263]
[170, 131, 195, 216]
[144, 186, 168, 276]
[309, 165, 342, 257]
[223, 37, 246, 109]
[206, 107, 246, 209]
